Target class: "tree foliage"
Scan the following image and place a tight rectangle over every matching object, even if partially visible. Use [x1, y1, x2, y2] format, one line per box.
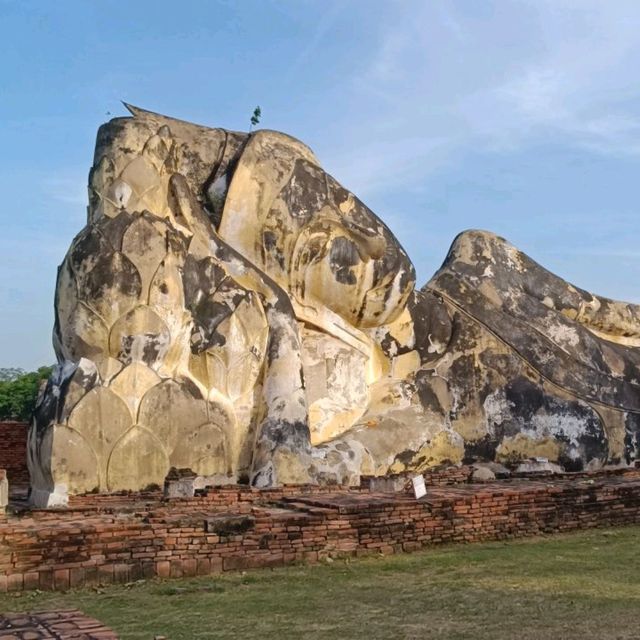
[0, 366, 53, 421]
[250, 105, 262, 129]
[0, 367, 25, 382]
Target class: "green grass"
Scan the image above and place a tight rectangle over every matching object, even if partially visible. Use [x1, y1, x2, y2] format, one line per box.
[2, 526, 640, 639]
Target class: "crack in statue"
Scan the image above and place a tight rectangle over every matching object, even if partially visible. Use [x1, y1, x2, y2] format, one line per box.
[28, 106, 640, 506]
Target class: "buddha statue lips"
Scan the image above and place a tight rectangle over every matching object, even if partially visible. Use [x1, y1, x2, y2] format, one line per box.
[27, 105, 640, 505]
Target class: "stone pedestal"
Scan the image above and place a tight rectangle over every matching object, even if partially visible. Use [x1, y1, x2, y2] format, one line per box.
[0, 469, 8, 513]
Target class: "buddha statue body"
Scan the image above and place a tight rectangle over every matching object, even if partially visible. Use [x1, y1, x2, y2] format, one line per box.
[28, 107, 640, 505]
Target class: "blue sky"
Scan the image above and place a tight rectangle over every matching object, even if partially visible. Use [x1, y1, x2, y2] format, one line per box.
[2, 0, 640, 369]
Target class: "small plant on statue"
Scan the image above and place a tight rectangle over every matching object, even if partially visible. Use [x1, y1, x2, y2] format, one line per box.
[250, 105, 261, 131]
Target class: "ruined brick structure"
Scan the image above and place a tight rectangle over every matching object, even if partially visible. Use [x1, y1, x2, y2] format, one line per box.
[2, 469, 640, 593]
[0, 421, 29, 486]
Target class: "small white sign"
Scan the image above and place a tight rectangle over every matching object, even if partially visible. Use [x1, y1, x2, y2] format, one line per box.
[411, 474, 427, 499]
[534, 457, 549, 463]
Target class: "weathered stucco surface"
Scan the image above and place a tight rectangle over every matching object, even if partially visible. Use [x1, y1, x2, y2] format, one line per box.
[28, 106, 640, 504]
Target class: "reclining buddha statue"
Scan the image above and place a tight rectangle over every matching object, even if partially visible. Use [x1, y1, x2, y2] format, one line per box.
[28, 106, 640, 505]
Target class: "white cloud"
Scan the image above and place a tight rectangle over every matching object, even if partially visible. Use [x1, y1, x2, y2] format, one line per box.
[322, 0, 640, 196]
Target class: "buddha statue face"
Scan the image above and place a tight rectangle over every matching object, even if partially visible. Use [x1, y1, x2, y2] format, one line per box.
[290, 211, 415, 329]
[216, 133, 416, 332]
[90, 108, 416, 342]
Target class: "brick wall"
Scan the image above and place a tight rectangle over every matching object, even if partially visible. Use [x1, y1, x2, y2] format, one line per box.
[2, 469, 640, 592]
[0, 421, 29, 486]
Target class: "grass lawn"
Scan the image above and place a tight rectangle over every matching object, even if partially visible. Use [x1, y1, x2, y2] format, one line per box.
[1, 526, 639, 639]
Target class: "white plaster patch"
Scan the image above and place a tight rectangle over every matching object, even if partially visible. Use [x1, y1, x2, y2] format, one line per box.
[113, 180, 133, 207]
[427, 333, 447, 354]
[529, 412, 586, 449]
[207, 174, 227, 201]
[545, 323, 581, 348]
[504, 244, 525, 272]
[261, 310, 307, 424]
[128, 332, 171, 365]
[483, 389, 514, 434]
[433, 352, 453, 380]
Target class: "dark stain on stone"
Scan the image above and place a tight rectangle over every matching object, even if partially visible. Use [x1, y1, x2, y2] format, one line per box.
[415, 371, 444, 414]
[329, 236, 360, 285]
[99, 211, 136, 253]
[118, 333, 165, 366]
[205, 515, 255, 536]
[463, 435, 498, 464]
[394, 449, 417, 466]
[624, 413, 640, 464]
[280, 159, 327, 222]
[409, 290, 453, 364]
[260, 418, 311, 453]
[504, 377, 545, 423]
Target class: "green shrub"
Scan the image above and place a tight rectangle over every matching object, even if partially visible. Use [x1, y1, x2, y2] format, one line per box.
[0, 366, 53, 421]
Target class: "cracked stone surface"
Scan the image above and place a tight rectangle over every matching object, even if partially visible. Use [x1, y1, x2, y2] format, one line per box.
[28, 105, 640, 504]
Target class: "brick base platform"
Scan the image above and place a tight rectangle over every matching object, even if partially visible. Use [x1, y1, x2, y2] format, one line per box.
[0, 422, 29, 488]
[0, 609, 117, 639]
[2, 469, 640, 593]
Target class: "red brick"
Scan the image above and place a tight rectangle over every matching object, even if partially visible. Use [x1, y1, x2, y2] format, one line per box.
[0, 422, 29, 485]
[68, 567, 85, 588]
[7, 573, 23, 592]
[97, 565, 114, 584]
[2, 469, 640, 593]
[23, 572, 40, 590]
[113, 564, 130, 583]
[54, 568, 70, 590]
[182, 558, 197, 577]
[169, 559, 183, 577]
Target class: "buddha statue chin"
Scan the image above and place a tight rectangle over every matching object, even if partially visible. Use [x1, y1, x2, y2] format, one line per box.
[27, 105, 640, 504]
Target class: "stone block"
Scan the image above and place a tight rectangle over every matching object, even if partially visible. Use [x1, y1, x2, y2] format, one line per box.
[515, 460, 564, 475]
[471, 465, 496, 482]
[164, 477, 196, 499]
[204, 514, 255, 536]
[0, 469, 7, 513]
[360, 475, 409, 492]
